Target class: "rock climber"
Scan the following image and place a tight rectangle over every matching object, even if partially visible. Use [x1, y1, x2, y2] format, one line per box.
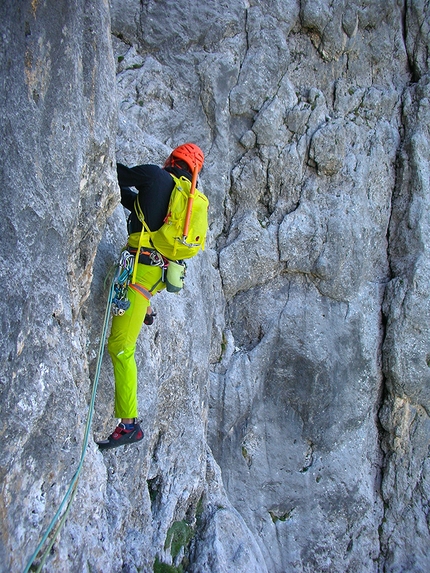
[97, 143, 205, 450]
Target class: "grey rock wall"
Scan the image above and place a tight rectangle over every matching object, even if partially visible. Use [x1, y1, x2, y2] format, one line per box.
[1, 0, 430, 572]
[1, 0, 117, 571]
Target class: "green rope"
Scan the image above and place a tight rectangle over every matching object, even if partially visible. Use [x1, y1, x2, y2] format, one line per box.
[23, 277, 115, 573]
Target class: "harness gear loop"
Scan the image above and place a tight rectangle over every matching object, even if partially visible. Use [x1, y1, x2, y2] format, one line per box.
[112, 250, 134, 316]
[149, 250, 165, 266]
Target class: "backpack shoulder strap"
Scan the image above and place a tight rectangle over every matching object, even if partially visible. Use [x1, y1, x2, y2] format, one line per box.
[130, 198, 153, 284]
[134, 197, 152, 235]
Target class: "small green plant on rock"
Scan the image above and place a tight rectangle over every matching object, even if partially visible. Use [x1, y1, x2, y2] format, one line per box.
[154, 520, 195, 573]
[154, 558, 180, 573]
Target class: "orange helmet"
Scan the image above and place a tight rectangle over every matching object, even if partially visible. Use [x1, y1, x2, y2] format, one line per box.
[165, 143, 205, 173]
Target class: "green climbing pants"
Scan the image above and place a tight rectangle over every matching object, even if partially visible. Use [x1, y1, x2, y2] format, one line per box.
[108, 262, 164, 419]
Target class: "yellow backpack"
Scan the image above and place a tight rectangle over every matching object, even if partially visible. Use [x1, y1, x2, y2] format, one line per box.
[134, 173, 209, 261]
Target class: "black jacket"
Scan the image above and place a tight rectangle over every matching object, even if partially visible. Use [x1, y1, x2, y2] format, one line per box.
[116, 163, 192, 235]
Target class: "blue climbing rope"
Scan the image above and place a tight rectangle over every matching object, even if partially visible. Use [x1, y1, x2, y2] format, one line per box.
[23, 276, 115, 573]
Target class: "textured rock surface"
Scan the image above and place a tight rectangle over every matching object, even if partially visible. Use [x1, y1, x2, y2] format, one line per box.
[1, 0, 430, 572]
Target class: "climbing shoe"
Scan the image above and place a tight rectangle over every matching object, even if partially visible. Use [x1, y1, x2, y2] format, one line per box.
[97, 422, 143, 450]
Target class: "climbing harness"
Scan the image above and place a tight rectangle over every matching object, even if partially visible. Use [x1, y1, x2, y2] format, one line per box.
[129, 282, 154, 300]
[23, 277, 115, 573]
[127, 240, 185, 294]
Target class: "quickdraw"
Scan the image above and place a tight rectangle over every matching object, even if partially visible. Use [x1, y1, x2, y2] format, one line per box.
[112, 250, 134, 316]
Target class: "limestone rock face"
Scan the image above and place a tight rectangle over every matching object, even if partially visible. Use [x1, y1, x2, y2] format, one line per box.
[1, 1, 430, 572]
